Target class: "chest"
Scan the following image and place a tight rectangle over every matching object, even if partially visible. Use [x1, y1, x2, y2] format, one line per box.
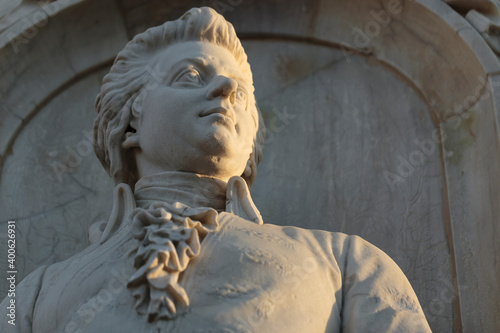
[176, 216, 341, 332]
[33, 216, 342, 333]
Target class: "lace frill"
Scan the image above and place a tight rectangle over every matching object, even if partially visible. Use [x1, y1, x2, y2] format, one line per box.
[126, 201, 220, 322]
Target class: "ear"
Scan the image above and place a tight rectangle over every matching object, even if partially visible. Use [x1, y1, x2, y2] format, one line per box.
[243, 158, 252, 178]
[122, 96, 142, 149]
[122, 125, 139, 149]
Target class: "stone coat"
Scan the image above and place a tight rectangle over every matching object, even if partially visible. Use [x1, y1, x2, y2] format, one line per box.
[0, 172, 431, 333]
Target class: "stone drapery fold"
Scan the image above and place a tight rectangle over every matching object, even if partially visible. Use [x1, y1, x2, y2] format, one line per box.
[120, 172, 261, 323]
[126, 201, 219, 322]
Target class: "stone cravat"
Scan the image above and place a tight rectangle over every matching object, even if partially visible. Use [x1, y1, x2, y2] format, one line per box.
[117, 172, 262, 322]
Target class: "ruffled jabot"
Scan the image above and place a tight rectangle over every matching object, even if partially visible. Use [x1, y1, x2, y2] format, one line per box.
[100, 171, 263, 323]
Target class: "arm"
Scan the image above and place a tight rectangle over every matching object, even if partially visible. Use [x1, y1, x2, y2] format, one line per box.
[340, 235, 431, 333]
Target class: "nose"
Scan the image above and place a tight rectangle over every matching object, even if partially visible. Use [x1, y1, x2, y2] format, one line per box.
[206, 75, 238, 104]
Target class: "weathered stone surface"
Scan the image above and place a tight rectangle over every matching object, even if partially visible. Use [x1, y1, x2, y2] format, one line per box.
[247, 41, 453, 331]
[0, 68, 114, 304]
[0, 7, 432, 332]
[0, 0, 499, 332]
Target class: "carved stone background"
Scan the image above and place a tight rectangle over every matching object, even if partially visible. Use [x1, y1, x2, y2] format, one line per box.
[1, 0, 500, 332]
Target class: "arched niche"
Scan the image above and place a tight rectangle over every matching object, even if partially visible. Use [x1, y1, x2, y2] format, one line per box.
[0, 0, 499, 332]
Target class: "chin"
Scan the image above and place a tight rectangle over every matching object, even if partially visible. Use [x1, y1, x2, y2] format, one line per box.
[193, 129, 251, 173]
[198, 128, 236, 155]
[207, 160, 246, 182]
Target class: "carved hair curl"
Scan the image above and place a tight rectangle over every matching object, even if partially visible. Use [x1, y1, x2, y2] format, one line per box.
[94, 7, 264, 187]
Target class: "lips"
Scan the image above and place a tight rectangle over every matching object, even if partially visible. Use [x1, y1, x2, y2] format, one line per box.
[200, 106, 235, 123]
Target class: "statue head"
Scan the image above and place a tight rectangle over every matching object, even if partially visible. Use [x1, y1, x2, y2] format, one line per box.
[93, 7, 265, 188]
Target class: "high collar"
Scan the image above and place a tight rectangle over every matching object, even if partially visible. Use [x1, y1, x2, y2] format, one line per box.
[96, 172, 263, 244]
[134, 171, 227, 211]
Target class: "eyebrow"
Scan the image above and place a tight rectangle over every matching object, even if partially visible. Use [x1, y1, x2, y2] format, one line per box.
[170, 57, 209, 71]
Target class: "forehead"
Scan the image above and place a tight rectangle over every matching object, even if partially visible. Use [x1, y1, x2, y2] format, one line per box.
[152, 41, 249, 83]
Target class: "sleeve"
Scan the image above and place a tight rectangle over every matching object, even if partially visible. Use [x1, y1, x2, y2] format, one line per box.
[340, 235, 431, 333]
[0, 265, 48, 333]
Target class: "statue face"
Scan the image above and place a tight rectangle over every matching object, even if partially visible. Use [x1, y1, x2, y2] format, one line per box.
[133, 41, 257, 181]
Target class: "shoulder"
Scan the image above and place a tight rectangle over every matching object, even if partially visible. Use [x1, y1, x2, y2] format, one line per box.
[272, 226, 395, 269]
[334, 234, 431, 332]
[283, 228, 411, 288]
[260, 224, 413, 287]
[258, 223, 357, 268]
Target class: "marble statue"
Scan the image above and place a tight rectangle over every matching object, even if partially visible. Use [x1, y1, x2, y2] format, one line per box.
[445, 0, 500, 54]
[1, 7, 432, 333]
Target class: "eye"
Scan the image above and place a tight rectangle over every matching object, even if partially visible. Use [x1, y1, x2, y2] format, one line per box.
[172, 68, 203, 87]
[235, 88, 248, 108]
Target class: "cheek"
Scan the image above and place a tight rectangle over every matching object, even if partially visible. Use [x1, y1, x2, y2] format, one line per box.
[138, 108, 171, 153]
[141, 91, 178, 133]
[238, 121, 257, 153]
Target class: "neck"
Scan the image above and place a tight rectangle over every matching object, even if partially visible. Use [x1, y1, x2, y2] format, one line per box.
[133, 171, 227, 210]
